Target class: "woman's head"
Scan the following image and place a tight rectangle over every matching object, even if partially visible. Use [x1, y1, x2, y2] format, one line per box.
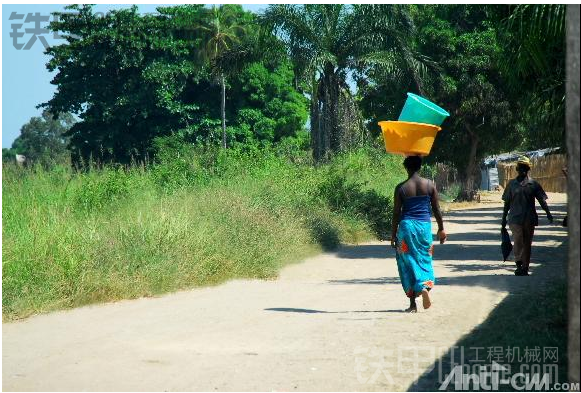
[403, 155, 422, 175]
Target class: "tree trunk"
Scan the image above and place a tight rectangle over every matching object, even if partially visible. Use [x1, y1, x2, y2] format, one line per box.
[310, 64, 361, 163]
[311, 64, 342, 163]
[567, 4, 580, 386]
[456, 129, 480, 202]
[310, 76, 323, 163]
[221, 74, 227, 149]
[321, 80, 333, 160]
[324, 69, 341, 154]
[338, 90, 367, 149]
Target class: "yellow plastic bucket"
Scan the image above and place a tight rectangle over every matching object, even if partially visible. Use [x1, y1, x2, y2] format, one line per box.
[378, 121, 441, 156]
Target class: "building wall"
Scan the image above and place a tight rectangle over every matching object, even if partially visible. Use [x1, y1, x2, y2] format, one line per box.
[480, 167, 499, 191]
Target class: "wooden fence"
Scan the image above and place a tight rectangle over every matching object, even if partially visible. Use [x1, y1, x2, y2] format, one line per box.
[497, 153, 567, 193]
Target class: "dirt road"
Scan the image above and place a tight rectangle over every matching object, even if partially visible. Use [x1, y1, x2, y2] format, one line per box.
[2, 194, 567, 391]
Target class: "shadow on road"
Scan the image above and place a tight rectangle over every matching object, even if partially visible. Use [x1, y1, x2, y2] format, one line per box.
[407, 236, 568, 390]
[408, 274, 567, 391]
[264, 307, 405, 314]
[334, 203, 567, 268]
[266, 202, 568, 391]
[327, 201, 568, 298]
[448, 231, 566, 243]
[335, 242, 562, 263]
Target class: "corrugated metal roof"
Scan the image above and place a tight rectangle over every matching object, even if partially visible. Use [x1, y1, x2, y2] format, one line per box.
[482, 147, 561, 167]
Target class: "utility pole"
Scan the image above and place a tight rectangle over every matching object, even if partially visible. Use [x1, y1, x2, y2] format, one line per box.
[566, 4, 580, 386]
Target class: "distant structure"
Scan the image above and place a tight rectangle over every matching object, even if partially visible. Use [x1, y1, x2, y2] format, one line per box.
[15, 154, 26, 166]
[480, 147, 565, 193]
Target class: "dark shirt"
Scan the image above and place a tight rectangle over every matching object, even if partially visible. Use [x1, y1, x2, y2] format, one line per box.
[502, 177, 548, 226]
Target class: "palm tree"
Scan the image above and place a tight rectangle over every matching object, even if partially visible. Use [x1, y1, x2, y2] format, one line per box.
[262, 5, 427, 162]
[502, 5, 566, 147]
[198, 5, 247, 148]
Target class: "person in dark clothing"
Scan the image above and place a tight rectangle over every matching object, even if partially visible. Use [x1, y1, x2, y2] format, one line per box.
[501, 156, 553, 276]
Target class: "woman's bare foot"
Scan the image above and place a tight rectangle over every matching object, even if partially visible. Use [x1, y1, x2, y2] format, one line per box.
[421, 289, 432, 309]
[405, 299, 417, 313]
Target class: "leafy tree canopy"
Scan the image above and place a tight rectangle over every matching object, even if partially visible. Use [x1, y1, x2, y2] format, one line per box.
[40, 4, 307, 165]
[360, 5, 522, 195]
[500, 4, 566, 149]
[263, 4, 426, 162]
[7, 111, 75, 165]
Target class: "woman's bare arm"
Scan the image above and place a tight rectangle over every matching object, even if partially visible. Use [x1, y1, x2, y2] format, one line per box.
[430, 182, 447, 243]
[391, 185, 403, 247]
[430, 184, 444, 231]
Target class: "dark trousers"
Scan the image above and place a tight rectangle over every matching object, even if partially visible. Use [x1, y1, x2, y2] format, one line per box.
[509, 221, 535, 271]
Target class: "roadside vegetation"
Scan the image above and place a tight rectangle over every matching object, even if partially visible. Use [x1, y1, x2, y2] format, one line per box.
[2, 4, 567, 324]
[2, 144, 405, 320]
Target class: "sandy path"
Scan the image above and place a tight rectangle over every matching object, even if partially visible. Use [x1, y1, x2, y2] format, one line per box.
[2, 194, 567, 391]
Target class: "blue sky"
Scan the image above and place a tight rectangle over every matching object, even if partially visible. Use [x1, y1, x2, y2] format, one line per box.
[1, 4, 267, 148]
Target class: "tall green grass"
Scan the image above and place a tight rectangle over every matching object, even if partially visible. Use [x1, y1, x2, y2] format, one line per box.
[2, 145, 405, 320]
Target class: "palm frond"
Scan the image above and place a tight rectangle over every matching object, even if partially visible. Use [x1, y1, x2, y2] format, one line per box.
[502, 4, 566, 78]
[499, 4, 565, 136]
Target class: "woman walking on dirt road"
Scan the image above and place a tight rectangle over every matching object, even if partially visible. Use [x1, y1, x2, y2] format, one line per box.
[391, 156, 447, 313]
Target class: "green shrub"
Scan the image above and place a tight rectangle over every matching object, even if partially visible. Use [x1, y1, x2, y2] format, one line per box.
[150, 135, 207, 192]
[72, 168, 137, 211]
[317, 171, 393, 240]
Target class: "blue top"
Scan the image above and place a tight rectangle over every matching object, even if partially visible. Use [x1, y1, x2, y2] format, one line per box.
[400, 183, 432, 222]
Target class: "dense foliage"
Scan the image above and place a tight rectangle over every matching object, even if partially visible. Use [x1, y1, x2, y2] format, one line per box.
[263, 4, 428, 161]
[358, 5, 565, 197]
[501, 4, 566, 149]
[39, 5, 308, 165]
[416, 5, 519, 192]
[11, 4, 561, 185]
[2, 111, 75, 166]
